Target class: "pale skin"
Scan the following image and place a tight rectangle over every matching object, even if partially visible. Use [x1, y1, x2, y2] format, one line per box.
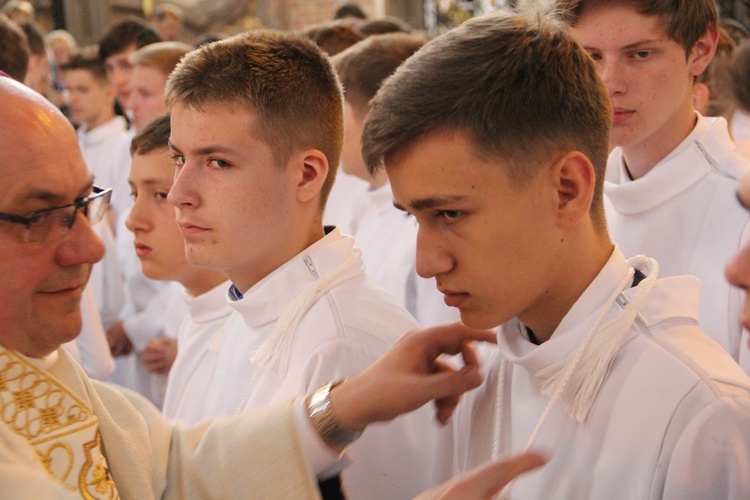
[570, 3, 718, 179]
[128, 65, 169, 131]
[60, 68, 116, 131]
[387, 130, 612, 341]
[126, 147, 227, 374]
[167, 104, 327, 293]
[103, 43, 137, 109]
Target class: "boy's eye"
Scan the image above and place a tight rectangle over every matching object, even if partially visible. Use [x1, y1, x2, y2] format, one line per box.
[438, 210, 462, 221]
[209, 159, 231, 169]
[171, 154, 185, 167]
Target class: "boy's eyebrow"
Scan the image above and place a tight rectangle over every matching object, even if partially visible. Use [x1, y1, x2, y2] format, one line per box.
[167, 140, 240, 156]
[620, 38, 664, 51]
[580, 38, 663, 52]
[395, 195, 466, 212]
[137, 178, 168, 187]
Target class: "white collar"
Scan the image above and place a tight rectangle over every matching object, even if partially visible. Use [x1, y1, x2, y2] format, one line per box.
[182, 280, 232, 324]
[606, 114, 740, 214]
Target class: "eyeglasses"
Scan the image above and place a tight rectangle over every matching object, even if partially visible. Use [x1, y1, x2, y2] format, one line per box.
[0, 185, 112, 244]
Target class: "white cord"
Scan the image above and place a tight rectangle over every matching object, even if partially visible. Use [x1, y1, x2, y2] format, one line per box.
[493, 256, 658, 498]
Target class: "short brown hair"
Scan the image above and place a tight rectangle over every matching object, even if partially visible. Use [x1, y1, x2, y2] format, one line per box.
[332, 33, 426, 119]
[61, 48, 108, 83]
[362, 11, 611, 227]
[552, 0, 717, 55]
[0, 13, 29, 81]
[166, 30, 344, 207]
[99, 17, 162, 61]
[129, 41, 192, 76]
[303, 20, 365, 56]
[131, 112, 171, 156]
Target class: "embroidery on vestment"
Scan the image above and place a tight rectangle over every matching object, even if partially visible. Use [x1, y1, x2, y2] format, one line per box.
[0, 345, 119, 498]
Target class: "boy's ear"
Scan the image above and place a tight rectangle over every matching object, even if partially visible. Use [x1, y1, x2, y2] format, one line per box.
[693, 81, 711, 114]
[689, 25, 719, 78]
[550, 151, 596, 229]
[295, 149, 329, 203]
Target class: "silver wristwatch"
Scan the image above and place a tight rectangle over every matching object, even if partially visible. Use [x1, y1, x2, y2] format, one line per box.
[307, 380, 363, 449]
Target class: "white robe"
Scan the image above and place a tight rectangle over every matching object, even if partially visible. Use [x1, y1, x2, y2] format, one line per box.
[89, 219, 126, 331]
[77, 116, 133, 219]
[110, 281, 186, 409]
[202, 228, 440, 499]
[323, 170, 371, 236]
[354, 183, 460, 327]
[441, 247, 750, 499]
[605, 114, 750, 372]
[162, 281, 232, 425]
[63, 283, 115, 380]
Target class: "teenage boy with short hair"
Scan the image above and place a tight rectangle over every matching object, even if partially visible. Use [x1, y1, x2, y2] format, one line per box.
[331, 33, 459, 327]
[98, 16, 162, 113]
[61, 51, 132, 222]
[126, 113, 231, 424]
[555, 0, 750, 371]
[166, 31, 439, 498]
[362, 10, 750, 497]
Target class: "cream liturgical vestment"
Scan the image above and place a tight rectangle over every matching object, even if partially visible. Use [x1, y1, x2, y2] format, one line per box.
[0, 346, 118, 498]
[439, 247, 750, 499]
[605, 115, 750, 372]
[203, 228, 440, 499]
[0, 345, 323, 499]
[354, 184, 460, 327]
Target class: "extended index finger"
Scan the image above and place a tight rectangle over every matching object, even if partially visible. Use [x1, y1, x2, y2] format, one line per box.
[419, 323, 497, 358]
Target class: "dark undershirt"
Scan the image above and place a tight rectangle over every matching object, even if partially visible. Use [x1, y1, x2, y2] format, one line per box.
[525, 268, 647, 346]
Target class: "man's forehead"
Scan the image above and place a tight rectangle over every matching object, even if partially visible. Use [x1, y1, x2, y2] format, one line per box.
[0, 81, 92, 206]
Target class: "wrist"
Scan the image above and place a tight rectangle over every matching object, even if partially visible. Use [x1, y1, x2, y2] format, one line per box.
[307, 380, 363, 453]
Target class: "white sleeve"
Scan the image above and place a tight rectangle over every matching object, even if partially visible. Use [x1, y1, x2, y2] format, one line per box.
[90, 220, 126, 330]
[293, 397, 351, 479]
[75, 284, 116, 380]
[661, 397, 750, 499]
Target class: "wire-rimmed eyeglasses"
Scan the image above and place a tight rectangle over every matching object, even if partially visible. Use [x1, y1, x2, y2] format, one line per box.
[0, 185, 112, 243]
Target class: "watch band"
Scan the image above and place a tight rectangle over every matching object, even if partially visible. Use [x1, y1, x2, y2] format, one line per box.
[307, 380, 363, 449]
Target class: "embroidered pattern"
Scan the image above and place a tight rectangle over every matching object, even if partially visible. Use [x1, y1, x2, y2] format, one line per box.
[0, 350, 90, 441]
[81, 431, 118, 499]
[0, 347, 119, 498]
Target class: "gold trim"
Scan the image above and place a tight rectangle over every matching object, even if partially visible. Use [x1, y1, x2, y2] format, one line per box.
[80, 431, 119, 499]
